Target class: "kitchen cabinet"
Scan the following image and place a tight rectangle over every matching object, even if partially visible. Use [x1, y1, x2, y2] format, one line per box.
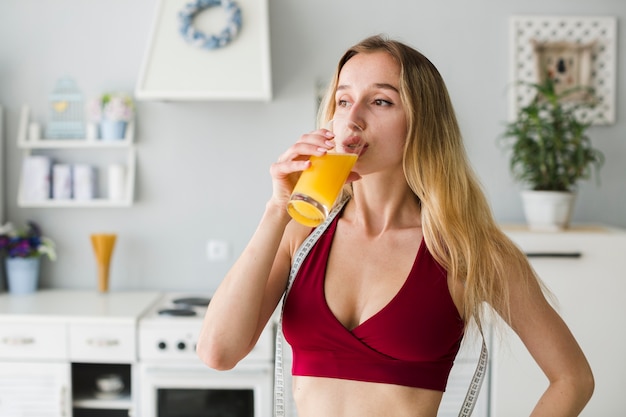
[16, 105, 136, 207]
[492, 225, 626, 416]
[0, 318, 70, 417]
[0, 290, 161, 417]
[0, 361, 71, 417]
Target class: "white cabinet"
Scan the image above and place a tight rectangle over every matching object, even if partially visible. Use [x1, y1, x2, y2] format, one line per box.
[492, 226, 626, 416]
[16, 105, 136, 207]
[0, 320, 71, 417]
[0, 361, 71, 417]
[0, 321, 67, 360]
[69, 323, 136, 363]
[0, 290, 161, 417]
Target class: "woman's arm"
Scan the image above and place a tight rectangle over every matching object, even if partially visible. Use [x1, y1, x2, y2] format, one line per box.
[196, 127, 334, 370]
[506, 267, 594, 416]
[196, 201, 294, 370]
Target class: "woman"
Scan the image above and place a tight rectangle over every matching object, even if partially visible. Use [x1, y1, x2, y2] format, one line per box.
[197, 35, 594, 417]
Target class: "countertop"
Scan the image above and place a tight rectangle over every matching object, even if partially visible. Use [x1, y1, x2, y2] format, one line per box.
[500, 223, 625, 234]
[0, 289, 162, 324]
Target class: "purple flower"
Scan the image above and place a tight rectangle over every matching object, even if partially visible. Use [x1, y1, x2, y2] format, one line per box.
[0, 221, 56, 260]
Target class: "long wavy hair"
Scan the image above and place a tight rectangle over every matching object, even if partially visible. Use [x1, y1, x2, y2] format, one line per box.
[318, 35, 537, 329]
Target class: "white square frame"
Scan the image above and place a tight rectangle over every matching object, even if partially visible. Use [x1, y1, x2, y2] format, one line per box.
[509, 16, 617, 124]
[135, 0, 272, 101]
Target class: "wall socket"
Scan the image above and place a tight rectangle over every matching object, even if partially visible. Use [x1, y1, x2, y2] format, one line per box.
[206, 239, 230, 262]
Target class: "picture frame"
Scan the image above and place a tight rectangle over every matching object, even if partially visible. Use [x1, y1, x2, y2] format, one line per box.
[532, 40, 595, 103]
[135, 0, 272, 101]
[509, 16, 617, 125]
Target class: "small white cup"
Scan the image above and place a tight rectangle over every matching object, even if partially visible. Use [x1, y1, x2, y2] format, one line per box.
[86, 123, 98, 141]
[28, 122, 41, 141]
[108, 164, 126, 201]
[96, 373, 124, 393]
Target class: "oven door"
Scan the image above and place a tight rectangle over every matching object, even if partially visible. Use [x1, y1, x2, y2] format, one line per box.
[139, 362, 273, 417]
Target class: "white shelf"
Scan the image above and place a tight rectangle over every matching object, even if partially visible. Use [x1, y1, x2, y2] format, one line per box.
[17, 105, 136, 208]
[19, 137, 134, 149]
[73, 391, 132, 410]
[17, 196, 133, 208]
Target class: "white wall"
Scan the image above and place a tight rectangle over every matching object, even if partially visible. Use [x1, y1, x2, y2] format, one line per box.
[0, 0, 625, 291]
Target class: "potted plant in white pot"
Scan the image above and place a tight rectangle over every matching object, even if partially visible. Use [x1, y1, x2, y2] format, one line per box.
[0, 221, 56, 294]
[87, 92, 135, 140]
[500, 77, 604, 231]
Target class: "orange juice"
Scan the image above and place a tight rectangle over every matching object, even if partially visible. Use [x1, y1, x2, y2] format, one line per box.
[287, 153, 358, 227]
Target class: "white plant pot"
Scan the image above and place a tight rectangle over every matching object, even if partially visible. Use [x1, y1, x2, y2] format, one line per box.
[520, 190, 576, 232]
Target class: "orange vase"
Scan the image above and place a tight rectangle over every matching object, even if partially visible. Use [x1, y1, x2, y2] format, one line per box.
[90, 234, 117, 292]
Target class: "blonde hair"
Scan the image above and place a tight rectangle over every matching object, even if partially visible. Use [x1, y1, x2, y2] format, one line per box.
[319, 35, 536, 329]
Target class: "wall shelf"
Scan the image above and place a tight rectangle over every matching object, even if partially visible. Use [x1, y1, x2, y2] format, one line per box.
[16, 105, 136, 208]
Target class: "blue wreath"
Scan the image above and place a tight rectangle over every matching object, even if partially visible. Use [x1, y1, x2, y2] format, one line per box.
[178, 0, 242, 50]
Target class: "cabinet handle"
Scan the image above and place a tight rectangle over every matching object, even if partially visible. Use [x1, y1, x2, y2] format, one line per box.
[1, 336, 35, 345]
[60, 385, 67, 417]
[525, 252, 582, 258]
[87, 338, 120, 347]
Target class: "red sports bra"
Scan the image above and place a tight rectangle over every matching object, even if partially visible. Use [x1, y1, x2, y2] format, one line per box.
[282, 214, 464, 391]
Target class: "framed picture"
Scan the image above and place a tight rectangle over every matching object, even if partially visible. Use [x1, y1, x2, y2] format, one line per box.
[532, 40, 594, 103]
[509, 16, 617, 125]
[135, 0, 272, 101]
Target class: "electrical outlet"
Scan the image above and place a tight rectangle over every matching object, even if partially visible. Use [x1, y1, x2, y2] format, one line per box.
[206, 239, 230, 262]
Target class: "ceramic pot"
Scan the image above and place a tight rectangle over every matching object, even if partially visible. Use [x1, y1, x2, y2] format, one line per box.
[5, 257, 41, 295]
[100, 120, 127, 140]
[521, 190, 576, 231]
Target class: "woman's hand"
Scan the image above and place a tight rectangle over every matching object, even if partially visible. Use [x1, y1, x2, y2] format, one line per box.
[268, 127, 335, 207]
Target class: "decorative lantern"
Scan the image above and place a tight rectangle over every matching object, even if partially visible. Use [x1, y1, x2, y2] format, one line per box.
[45, 77, 86, 139]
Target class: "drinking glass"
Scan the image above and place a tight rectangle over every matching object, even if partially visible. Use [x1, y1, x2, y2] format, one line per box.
[287, 118, 365, 227]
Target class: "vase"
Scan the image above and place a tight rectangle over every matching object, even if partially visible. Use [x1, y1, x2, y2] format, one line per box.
[5, 257, 41, 295]
[100, 120, 127, 140]
[521, 190, 576, 231]
[90, 233, 117, 293]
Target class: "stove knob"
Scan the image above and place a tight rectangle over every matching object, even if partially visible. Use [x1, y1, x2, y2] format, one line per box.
[177, 341, 186, 350]
[158, 341, 167, 350]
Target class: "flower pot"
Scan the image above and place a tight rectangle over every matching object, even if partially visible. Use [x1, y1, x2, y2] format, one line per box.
[521, 190, 576, 232]
[100, 120, 127, 140]
[5, 257, 41, 295]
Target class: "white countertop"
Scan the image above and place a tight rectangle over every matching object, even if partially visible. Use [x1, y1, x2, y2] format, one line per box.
[500, 223, 625, 234]
[0, 289, 162, 324]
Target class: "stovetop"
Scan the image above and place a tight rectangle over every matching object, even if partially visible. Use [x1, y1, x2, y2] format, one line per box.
[138, 293, 211, 361]
[138, 292, 275, 363]
[156, 295, 211, 317]
[140, 293, 211, 322]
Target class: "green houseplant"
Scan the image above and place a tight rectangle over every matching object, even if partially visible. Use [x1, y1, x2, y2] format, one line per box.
[500, 77, 604, 230]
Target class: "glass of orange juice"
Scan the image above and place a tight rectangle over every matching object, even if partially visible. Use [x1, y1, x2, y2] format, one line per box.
[287, 118, 365, 227]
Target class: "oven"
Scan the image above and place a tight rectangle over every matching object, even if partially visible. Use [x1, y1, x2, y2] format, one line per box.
[138, 294, 276, 417]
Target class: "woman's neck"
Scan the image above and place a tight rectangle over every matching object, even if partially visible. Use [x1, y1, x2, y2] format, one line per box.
[345, 176, 421, 235]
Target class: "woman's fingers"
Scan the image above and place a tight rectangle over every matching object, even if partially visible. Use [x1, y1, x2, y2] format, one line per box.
[276, 130, 334, 164]
[268, 129, 334, 204]
[269, 159, 310, 180]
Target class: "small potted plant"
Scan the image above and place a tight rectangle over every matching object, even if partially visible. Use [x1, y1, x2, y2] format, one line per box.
[0, 221, 56, 294]
[500, 76, 604, 231]
[87, 92, 135, 140]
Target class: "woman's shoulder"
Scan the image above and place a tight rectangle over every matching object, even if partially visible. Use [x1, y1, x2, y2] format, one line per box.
[283, 220, 317, 258]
